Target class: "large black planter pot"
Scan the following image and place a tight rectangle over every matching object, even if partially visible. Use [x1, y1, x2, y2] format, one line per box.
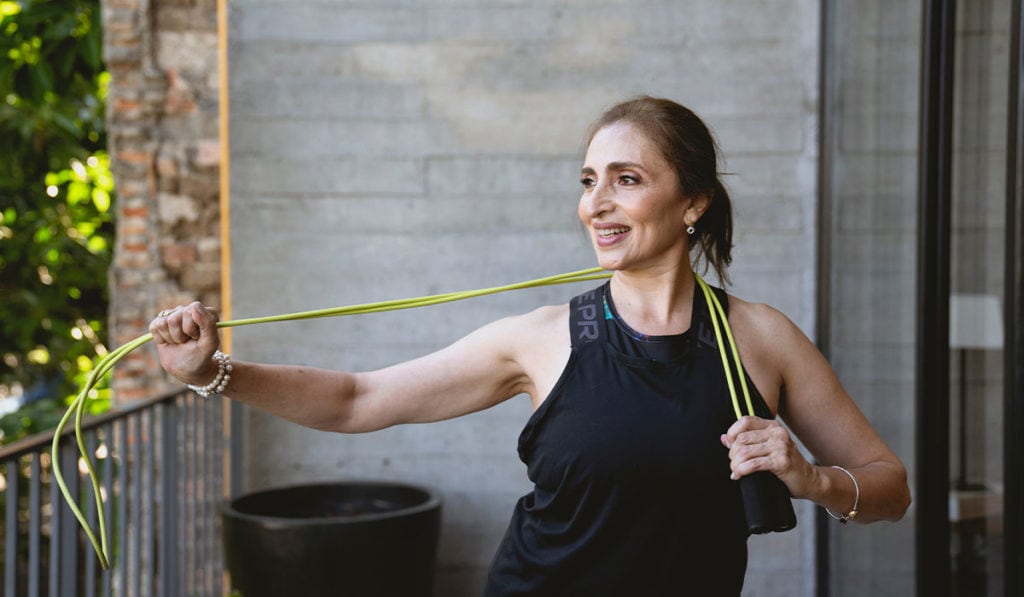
[223, 481, 442, 597]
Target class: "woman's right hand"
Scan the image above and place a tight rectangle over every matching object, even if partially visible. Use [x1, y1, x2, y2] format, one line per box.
[148, 302, 222, 386]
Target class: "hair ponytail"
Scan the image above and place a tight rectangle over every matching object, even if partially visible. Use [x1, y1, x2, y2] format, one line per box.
[692, 178, 733, 284]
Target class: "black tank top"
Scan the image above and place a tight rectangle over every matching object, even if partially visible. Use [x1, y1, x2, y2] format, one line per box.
[484, 281, 773, 596]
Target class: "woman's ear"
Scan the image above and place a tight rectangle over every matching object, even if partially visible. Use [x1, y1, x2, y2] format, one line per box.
[684, 192, 712, 225]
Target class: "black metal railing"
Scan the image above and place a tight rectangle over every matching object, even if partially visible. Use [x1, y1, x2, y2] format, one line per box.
[0, 389, 225, 596]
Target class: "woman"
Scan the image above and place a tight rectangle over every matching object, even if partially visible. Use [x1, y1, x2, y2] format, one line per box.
[151, 96, 910, 595]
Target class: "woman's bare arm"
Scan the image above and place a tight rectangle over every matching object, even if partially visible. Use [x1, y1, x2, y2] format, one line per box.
[724, 299, 911, 523]
[150, 302, 539, 433]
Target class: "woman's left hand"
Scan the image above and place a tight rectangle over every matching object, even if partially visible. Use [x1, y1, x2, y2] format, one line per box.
[720, 416, 819, 499]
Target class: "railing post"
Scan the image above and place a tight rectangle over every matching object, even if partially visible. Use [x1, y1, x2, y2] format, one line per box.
[28, 456, 40, 597]
[160, 399, 179, 597]
[4, 460, 19, 597]
[58, 440, 79, 595]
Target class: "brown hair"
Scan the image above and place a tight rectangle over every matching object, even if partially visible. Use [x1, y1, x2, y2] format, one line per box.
[587, 96, 733, 283]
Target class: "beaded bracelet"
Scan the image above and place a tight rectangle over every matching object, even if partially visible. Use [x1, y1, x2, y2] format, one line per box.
[825, 465, 860, 524]
[187, 350, 232, 398]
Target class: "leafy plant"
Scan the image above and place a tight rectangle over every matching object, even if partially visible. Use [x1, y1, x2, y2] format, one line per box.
[0, 0, 113, 443]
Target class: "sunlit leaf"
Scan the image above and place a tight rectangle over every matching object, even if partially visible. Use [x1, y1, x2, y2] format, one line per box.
[75, 220, 95, 236]
[86, 235, 106, 254]
[95, 71, 109, 101]
[0, 2, 21, 17]
[27, 346, 50, 365]
[67, 179, 89, 203]
[92, 187, 110, 212]
[70, 159, 86, 179]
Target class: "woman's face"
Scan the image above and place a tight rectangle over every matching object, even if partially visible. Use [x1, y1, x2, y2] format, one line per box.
[578, 122, 700, 273]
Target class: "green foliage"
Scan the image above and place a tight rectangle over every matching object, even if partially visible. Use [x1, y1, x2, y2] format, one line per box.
[0, 0, 113, 443]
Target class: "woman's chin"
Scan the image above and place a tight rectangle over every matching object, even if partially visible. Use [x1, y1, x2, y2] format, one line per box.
[595, 255, 626, 272]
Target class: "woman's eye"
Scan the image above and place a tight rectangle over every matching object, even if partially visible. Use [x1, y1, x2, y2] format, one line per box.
[580, 177, 595, 188]
[618, 175, 638, 185]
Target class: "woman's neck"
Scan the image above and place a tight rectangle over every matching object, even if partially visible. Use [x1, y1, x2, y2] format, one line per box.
[608, 264, 697, 335]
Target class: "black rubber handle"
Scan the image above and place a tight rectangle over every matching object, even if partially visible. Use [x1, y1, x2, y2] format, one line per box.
[739, 470, 797, 534]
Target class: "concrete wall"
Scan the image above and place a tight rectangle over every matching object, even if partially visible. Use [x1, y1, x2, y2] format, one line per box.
[821, 1, 920, 594]
[227, 1, 819, 594]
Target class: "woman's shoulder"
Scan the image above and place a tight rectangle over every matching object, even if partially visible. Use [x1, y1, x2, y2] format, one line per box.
[506, 303, 569, 336]
[724, 293, 811, 355]
[722, 293, 817, 405]
[473, 303, 568, 345]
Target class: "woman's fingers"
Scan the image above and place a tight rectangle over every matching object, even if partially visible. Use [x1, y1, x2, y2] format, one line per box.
[149, 306, 182, 345]
[148, 302, 222, 384]
[149, 302, 219, 346]
[165, 309, 193, 344]
[721, 416, 811, 492]
[186, 302, 222, 353]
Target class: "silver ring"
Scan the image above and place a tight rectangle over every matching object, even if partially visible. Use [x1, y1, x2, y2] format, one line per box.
[158, 309, 174, 318]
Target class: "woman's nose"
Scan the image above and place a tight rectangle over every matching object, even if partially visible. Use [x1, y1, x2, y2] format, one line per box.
[582, 182, 613, 218]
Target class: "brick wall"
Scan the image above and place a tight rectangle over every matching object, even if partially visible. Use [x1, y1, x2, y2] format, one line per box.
[103, 0, 222, 400]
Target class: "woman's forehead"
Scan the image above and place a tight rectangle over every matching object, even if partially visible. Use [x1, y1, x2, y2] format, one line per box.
[585, 122, 666, 169]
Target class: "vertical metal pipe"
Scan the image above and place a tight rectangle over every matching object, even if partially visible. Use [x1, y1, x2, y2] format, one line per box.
[28, 455, 39, 597]
[1005, 0, 1024, 592]
[160, 400, 179, 597]
[117, 415, 128, 597]
[117, 418, 128, 597]
[215, 396, 226, 592]
[187, 396, 196, 593]
[230, 401, 243, 499]
[63, 442, 81, 593]
[815, 2, 836, 594]
[4, 460, 19, 597]
[209, 397, 219, 594]
[193, 396, 202, 592]
[197, 396, 208, 593]
[102, 425, 114, 597]
[916, 0, 956, 594]
[131, 414, 142, 597]
[48, 449, 59, 596]
[84, 433, 98, 597]
[59, 441, 79, 595]
[146, 408, 156, 595]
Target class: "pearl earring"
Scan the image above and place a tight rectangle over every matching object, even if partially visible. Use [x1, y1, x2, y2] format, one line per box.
[686, 224, 696, 236]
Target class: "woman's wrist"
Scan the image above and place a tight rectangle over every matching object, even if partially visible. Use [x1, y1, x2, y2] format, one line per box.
[187, 350, 233, 398]
[824, 465, 860, 523]
[812, 464, 860, 522]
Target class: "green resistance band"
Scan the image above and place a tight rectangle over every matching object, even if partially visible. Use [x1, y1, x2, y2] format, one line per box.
[52, 267, 611, 570]
[695, 274, 755, 421]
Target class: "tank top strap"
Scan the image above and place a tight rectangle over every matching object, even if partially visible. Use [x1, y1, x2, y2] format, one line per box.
[689, 280, 719, 351]
[568, 283, 608, 349]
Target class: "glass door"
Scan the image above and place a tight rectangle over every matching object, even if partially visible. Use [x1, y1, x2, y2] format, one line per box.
[821, 0, 1023, 595]
[947, 2, 1011, 594]
[915, 0, 1022, 595]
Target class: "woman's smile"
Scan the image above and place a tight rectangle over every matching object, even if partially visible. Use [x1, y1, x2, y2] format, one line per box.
[594, 223, 632, 246]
